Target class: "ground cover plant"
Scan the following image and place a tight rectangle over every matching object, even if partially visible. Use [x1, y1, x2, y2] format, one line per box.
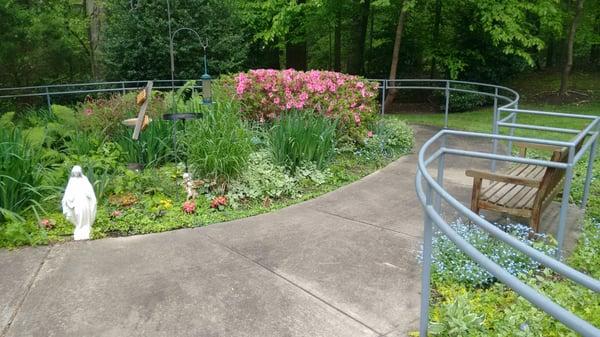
[0, 71, 415, 249]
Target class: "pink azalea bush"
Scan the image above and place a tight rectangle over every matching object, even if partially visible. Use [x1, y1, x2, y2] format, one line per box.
[218, 69, 380, 140]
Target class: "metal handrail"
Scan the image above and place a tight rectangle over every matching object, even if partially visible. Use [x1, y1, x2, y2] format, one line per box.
[413, 81, 599, 336]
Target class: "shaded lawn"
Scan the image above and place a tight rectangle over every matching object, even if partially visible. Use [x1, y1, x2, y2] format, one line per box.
[389, 102, 600, 142]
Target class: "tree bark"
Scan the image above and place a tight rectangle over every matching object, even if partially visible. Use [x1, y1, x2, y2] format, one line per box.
[85, 0, 100, 79]
[347, 0, 371, 74]
[334, 8, 342, 72]
[546, 38, 555, 68]
[559, 0, 585, 96]
[591, 13, 600, 67]
[384, 1, 408, 110]
[430, 0, 441, 78]
[285, 0, 307, 70]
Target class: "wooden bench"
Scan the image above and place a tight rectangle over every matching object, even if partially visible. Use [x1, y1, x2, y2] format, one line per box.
[466, 142, 573, 232]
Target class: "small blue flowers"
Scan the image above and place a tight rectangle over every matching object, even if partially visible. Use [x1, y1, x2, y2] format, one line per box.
[420, 219, 558, 287]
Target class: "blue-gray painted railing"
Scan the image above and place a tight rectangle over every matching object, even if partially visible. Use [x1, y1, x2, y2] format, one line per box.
[1, 79, 599, 335]
[0, 80, 202, 114]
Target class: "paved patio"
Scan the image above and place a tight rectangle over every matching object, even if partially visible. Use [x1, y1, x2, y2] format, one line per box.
[0, 125, 584, 337]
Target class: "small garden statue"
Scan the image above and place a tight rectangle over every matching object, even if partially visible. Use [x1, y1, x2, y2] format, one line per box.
[62, 166, 97, 241]
[182, 172, 199, 200]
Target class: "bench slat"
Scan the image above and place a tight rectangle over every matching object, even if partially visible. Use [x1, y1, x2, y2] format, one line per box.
[482, 164, 533, 202]
[483, 165, 537, 203]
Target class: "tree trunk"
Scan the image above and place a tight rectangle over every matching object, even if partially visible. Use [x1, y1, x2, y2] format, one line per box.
[384, 1, 408, 111]
[334, 8, 342, 72]
[85, 0, 100, 79]
[285, 0, 307, 70]
[546, 38, 555, 68]
[367, 6, 375, 74]
[347, 0, 371, 74]
[286, 43, 307, 70]
[559, 0, 585, 96]
[430, 0, 441, 78]
[591, 13, 600, 67]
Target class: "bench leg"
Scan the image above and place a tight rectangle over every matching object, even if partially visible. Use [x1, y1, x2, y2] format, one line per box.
[530, 208, 541, 233]
[470, 178, 482, 214]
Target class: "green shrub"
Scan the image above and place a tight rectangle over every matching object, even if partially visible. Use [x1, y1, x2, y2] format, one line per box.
[51, 104, 78, 127]
[434, 86, 490, 113]
[163, 80, 204, 113]
[218, 69, 379, 142]
[269, 110, 337, 171]
[77, 91, 169, 139]
[429, 294, 485, 336]
[116, 120, 173, 167]
[430, 273, 600, 337]
[0, 221, 47, 248]
[66, 131, 105, 157]
[355, 118, 414, 163]
[568, 219, 600, 279]
[374, 119, 414, 153]
[227, 151, 298, 203]
[0, 129, 55, 222]
[185, 100, 252, 180]
[227, 150, 333, 207]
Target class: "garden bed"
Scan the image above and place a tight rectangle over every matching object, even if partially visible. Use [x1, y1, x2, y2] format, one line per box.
[0, 70, 415, 249]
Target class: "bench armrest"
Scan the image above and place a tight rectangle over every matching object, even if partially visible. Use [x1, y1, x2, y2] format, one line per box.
[514, 142, 566, 153]
[465, 169, 541, 188]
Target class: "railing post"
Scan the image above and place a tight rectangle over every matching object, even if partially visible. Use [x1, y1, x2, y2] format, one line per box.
[507, 103, 518, 155]
[121, 82, 126, 95]
[45, 86, 52, 114]
[491, 87, 499, 172]
[381, 80, 387, 115]
[557, 146, 575, 257]
[581, 129, 598, 208]
[444, 81, 450, 128]
[419, 181, 434, 337]
[434, 134, 446, 212]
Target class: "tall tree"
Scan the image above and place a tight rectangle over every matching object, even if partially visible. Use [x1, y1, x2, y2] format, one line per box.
[334, 6, 342, 71]
[347, 0, 371, 74]
[286, 0, 308, 70]
[85, 0, 101, 78]
[103, 0, 249, 80]
[384, 0, 411, 110]
[560, 0, 586, 95]
[429, 0, 442, 78]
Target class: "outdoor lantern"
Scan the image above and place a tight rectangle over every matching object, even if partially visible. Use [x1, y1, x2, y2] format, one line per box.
[201, 72, 212, 104]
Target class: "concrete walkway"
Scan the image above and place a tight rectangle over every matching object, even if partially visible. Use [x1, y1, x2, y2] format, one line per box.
[0, 125, 583, 337]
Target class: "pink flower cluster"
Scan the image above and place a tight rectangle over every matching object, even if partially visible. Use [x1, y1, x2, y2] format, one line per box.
[222, 69, 379, 135]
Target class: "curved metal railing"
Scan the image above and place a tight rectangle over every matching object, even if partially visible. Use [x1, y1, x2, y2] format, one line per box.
[409, 81, 599, 336]
[1, 78, 598, 335]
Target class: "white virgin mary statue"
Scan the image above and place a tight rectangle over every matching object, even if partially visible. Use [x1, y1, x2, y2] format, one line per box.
[62, 166, 97, 241]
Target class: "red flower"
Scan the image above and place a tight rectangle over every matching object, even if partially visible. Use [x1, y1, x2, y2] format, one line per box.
[38, 218, 55, 229]
[182, 200, 197, 214]
[110, 210, 123, 218]
[210, 196, 228, 209]
[367, 130, 373, 138]
[353, 113, 361, 126]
